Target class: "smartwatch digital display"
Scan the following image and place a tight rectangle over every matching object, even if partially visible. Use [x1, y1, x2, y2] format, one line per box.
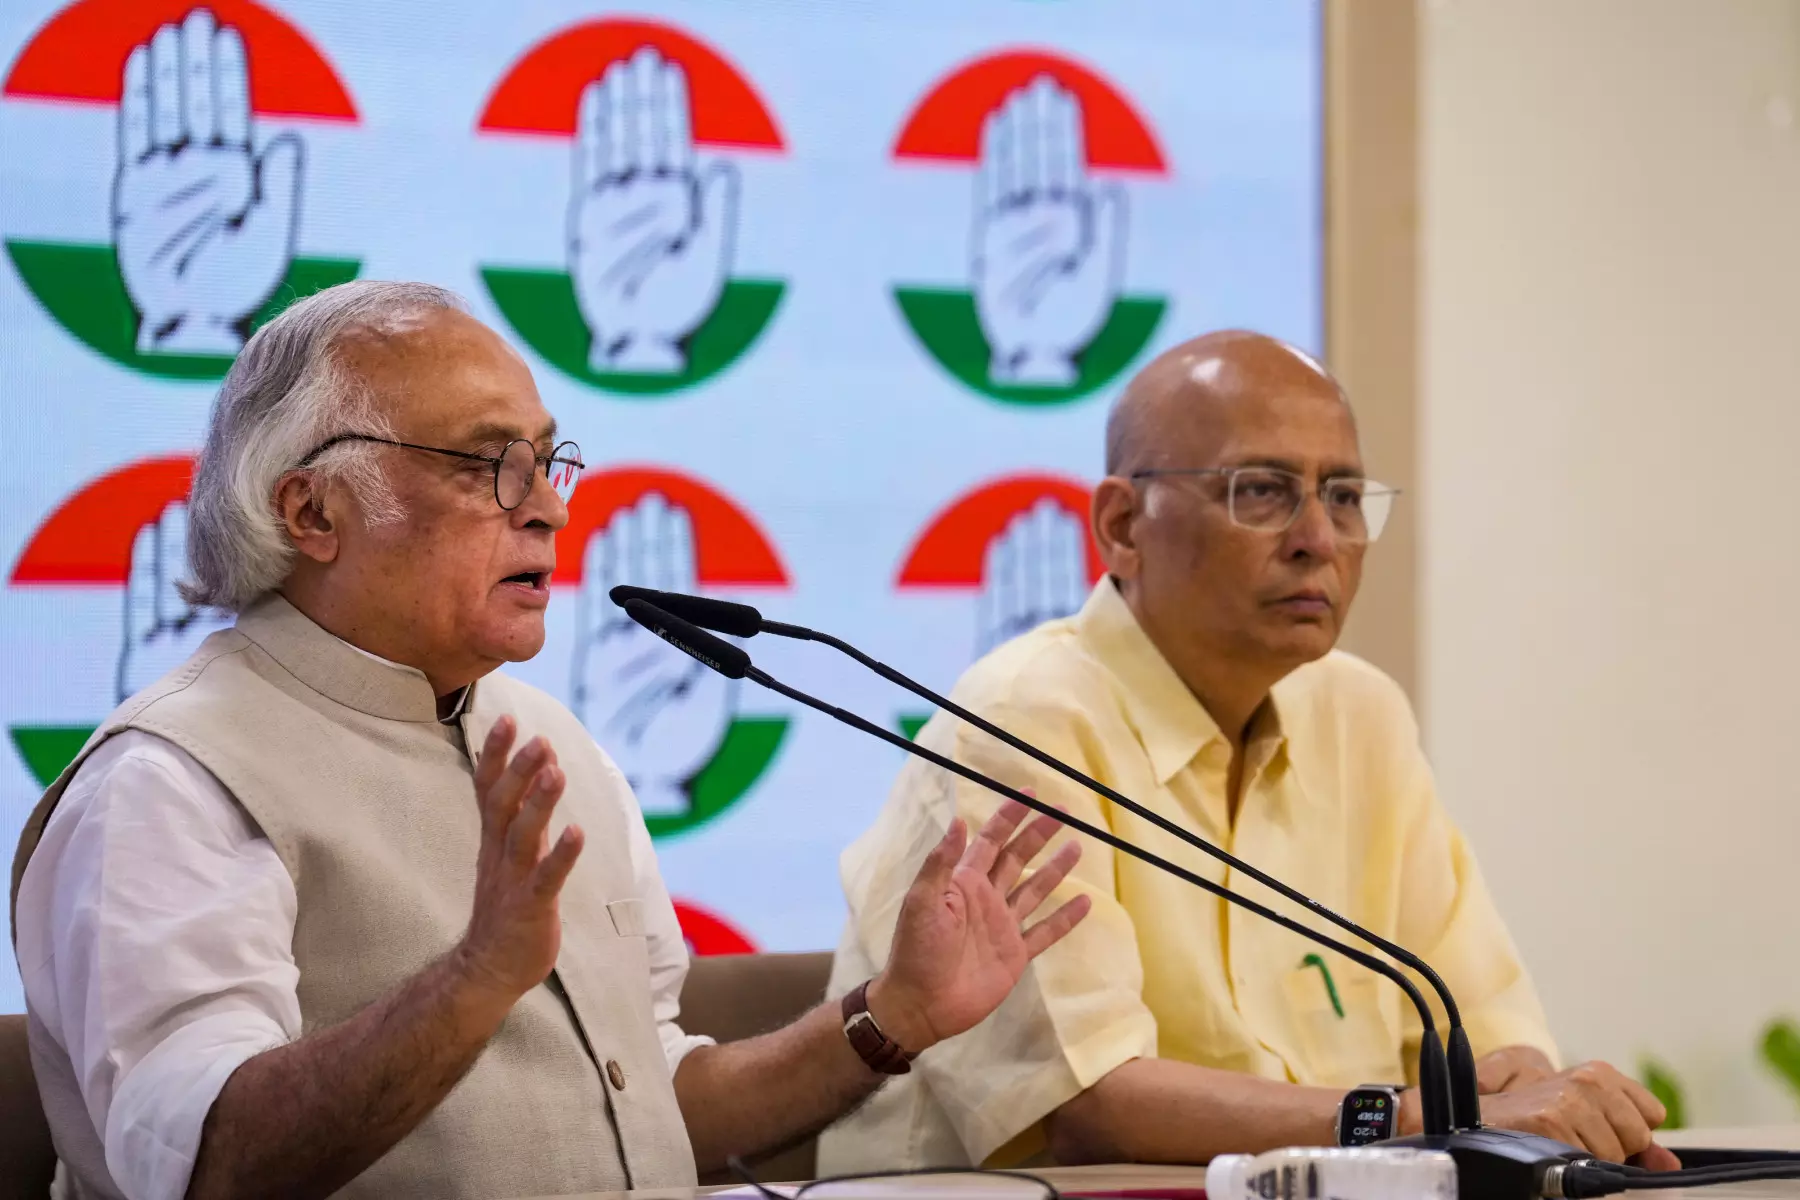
[1336, 1084, 1401, 1147]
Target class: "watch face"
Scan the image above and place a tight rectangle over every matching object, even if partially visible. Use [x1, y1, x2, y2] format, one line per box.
[1340, 1089, 1397, 1147]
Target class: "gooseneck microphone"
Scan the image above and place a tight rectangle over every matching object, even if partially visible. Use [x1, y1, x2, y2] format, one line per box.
[620, 597, 1456, 1135]
[619, 591, 1800, 1200]
[611, 585, 1473, 1132]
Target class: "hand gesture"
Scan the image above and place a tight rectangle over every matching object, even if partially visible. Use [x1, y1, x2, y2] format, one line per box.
[570, 493, 734, 817]
[867, 800, 1091, 1053]
[455, 719, 585, 1003]
[972, 76, 1126, 387]
[568, 47, 738, 375]
[113, 8, 302, 357]
[976, 498, 1089, 656]
[118, 501, 233, 702]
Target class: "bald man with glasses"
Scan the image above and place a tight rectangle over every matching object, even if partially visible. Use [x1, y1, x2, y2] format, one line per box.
[822, 331, 1676, 1174]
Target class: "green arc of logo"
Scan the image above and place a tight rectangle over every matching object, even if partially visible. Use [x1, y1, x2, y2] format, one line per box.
[893, 286, 1167, 405]
[652, 716, 788, 840]
[9, 726, 90, 789]
[6, 241, 361, 381]
[10, 718, 788, 841]
[479, 268, 784, 397]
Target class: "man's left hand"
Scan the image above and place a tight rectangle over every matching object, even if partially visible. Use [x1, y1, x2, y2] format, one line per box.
[865, 799, 1091, 1054]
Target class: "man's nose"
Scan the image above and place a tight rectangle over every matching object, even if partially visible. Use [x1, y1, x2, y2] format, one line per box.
[1281, 490, 1339, 560]
[515, 473, 572, 531]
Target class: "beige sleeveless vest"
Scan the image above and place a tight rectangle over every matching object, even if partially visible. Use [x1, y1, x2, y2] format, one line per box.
[10, 594, 696, 1197]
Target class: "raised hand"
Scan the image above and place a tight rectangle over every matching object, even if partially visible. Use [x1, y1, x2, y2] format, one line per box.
[972, 76, 1126, 387]
[113, 8, 302, 356]
[868, 800, 1091, 1053]
[455, 718, 585, 1002]
[976, 498, 1089, 656]
[118, 501, 233, 701]
[570, 492, 734, 817]
[568, 47, 738, 375]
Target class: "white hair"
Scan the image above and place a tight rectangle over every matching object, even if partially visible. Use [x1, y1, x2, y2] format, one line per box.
[181, 280, 470, 611]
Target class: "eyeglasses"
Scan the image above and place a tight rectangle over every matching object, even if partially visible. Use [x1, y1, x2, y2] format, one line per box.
[731, 1158, 1060, 1200]
[297, 434, 584, 511]
[1129, 466, 1400, 543]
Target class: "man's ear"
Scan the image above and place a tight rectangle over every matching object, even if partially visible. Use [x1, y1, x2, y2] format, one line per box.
[1091, 476, 1142, 583]
[275, 471, 340, 565]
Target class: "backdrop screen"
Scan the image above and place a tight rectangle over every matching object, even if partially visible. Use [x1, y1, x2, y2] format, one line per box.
[0, 0, 1321, 1009]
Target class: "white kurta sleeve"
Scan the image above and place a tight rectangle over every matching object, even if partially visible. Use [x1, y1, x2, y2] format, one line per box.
[605, 748, 717, 1076]
[15, 730, 302, 1200]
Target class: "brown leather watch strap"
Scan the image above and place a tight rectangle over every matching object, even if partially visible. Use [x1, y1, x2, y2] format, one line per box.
[841, 979, 916, 1075]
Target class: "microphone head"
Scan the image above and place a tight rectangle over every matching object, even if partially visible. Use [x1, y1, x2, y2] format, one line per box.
[609, 585, 763, 639]
[609, 584, 660, 608]
[623, 598, 751, 680]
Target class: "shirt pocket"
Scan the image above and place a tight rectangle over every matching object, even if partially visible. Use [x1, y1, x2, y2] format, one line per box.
[605, 897, 647, 939]
[1279, 961, 1406, 1088]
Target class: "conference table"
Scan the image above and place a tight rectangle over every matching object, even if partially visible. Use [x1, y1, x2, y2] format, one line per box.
[528, 1127, 1800, 1200]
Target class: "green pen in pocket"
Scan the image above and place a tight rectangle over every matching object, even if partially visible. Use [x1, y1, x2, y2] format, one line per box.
[1301, 952, 1346, 1018]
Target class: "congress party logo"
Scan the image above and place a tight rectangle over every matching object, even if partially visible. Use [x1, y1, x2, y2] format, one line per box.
[891, 51, 1169, 406]
[7, 455, 231, 785]
[557, 467, 790, 837]
[476, 20, 785, 397]
[674, 899, 757, 956]
[1, 1, 360, 380]
[894, 474, 1103, 737]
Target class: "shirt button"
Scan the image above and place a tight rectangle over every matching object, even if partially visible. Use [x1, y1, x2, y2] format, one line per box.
[607, 1060, 627, 1091]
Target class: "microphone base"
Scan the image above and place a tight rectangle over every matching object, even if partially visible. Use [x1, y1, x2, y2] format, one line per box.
[1389, 1127, 1589, 1200]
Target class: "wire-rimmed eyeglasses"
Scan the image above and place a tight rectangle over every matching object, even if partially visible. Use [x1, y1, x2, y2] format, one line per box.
[1129, 466, 1400, 543]
[730, 1157, 1061, 1200]
[297, 434, 584, 511]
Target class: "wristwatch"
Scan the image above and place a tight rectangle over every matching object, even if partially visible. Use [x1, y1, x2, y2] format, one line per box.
[1336, 1084, 1402, 1147]
[841, 979, 917, 1075]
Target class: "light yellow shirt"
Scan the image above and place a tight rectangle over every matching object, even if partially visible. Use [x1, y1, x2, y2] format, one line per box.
[819, 580, 1556, 1172]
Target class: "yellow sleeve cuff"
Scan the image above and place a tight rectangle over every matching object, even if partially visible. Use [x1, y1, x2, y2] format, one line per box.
[954, 1010, 1159, 1166]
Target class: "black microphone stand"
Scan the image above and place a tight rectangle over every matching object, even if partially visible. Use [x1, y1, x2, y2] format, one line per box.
[612, 584, 1480, 1130]
[620, 595, 1612, 1200]
[621, 600, 1458, 1125]
[621, 593, 1800, 1199]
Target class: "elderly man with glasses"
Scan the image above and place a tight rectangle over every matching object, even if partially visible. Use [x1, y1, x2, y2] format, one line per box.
[821, 331, 1676, 1174]
[10, 282, 1093, 1200]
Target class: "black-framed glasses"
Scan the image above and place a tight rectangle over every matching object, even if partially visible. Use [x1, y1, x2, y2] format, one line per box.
[297, 434, 584, 511]
[730, 1157, 1060, 1200]
[1129, 466, 1400, 543]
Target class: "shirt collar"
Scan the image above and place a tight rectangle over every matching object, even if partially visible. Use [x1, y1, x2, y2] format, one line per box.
[236, 594, 473, 725]
[1074, 578, 1285, 786]
[338, 638, 469, 723]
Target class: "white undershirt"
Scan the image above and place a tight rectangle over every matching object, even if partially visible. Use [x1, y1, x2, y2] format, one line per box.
[14, 725, 712, 1200]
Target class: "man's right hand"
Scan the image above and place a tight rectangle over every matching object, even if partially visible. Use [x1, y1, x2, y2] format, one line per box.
[1473, 1061, 1677, 1167]
[453, 717, 586, 1009]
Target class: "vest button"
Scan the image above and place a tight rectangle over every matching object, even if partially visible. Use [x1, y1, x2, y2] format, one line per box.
[607, 1059, 627, 1091]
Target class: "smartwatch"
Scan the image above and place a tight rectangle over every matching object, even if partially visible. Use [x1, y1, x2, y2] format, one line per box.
[1336, 1084, 1402, 1147]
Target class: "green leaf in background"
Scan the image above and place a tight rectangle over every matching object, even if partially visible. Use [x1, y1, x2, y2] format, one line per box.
[1639, 1057, 1687, 1130]
[1760, 1018, 1800, 1104]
